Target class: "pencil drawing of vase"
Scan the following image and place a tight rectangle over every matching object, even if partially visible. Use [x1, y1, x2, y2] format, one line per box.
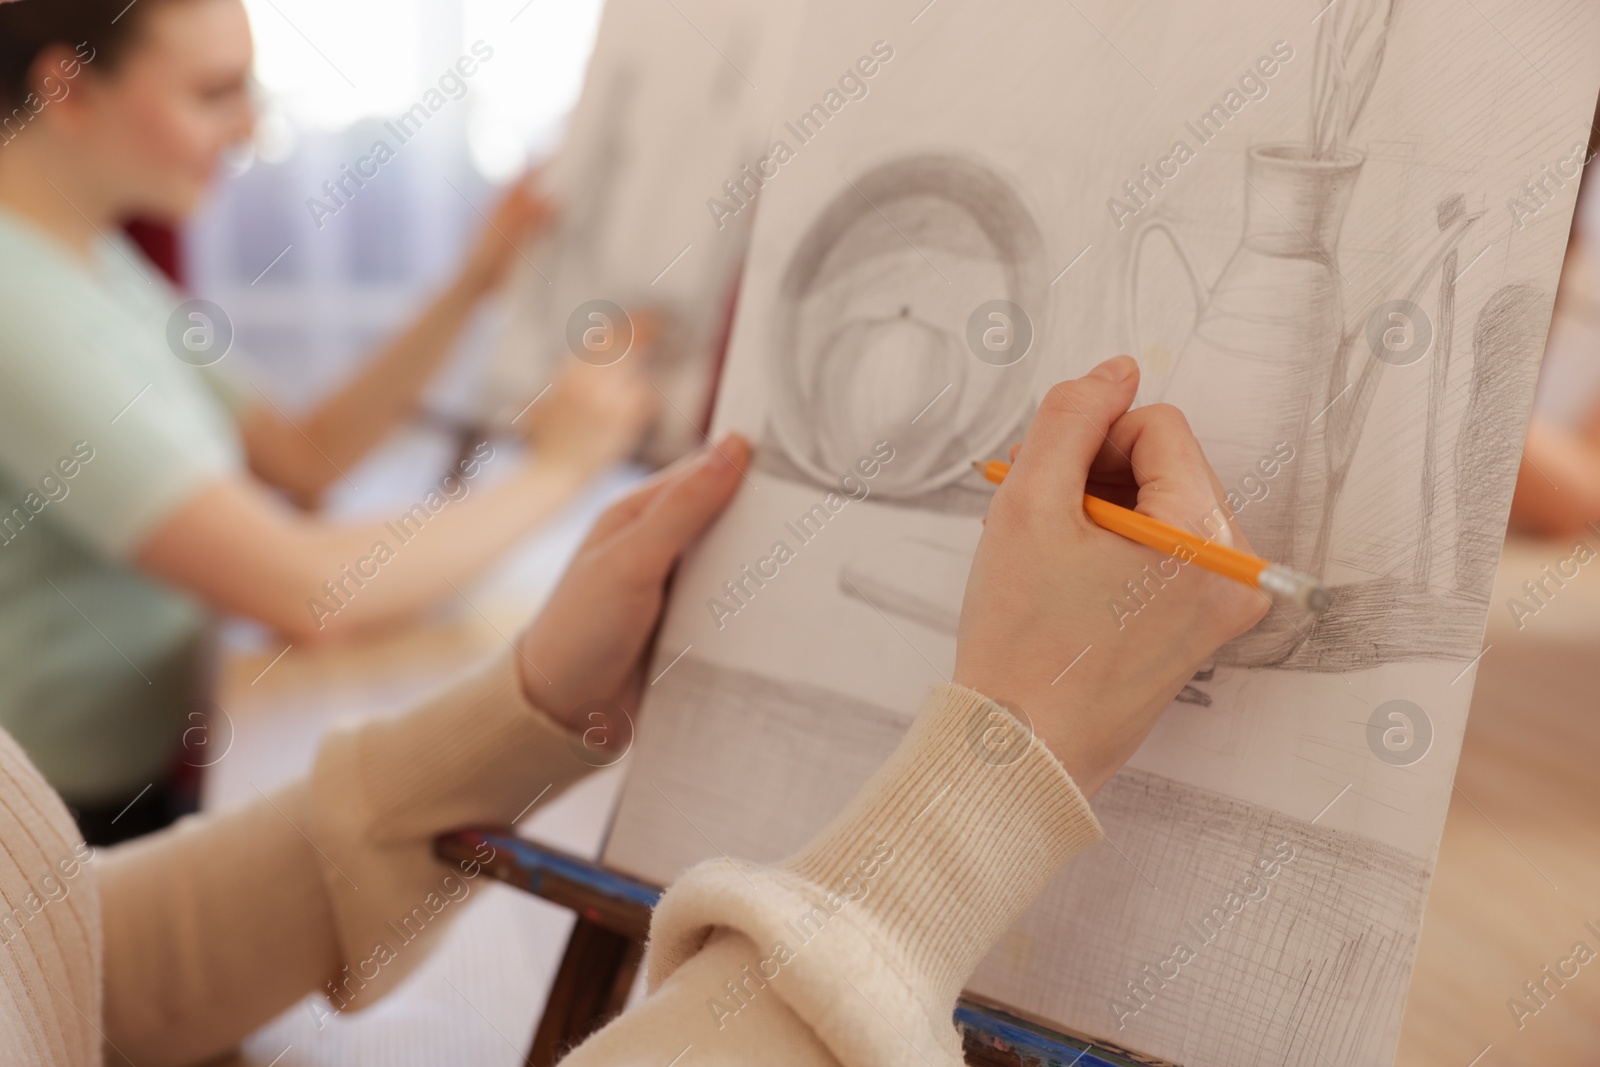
[1131, 143, 1479, 668]
[1131, 144, 1365, 665]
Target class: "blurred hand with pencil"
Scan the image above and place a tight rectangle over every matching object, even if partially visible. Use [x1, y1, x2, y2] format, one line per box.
[453, 170, 557, 299]
[519, 308, 664, 476]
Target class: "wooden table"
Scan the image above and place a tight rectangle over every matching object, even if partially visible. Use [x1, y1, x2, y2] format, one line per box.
[216, 527, 1600, 1065]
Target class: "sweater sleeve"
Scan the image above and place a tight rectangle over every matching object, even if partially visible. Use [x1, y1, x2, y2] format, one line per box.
[98, 649, 594, 1065]
[562, 683, 1104, 1067]
[302, 647, 596, 1009]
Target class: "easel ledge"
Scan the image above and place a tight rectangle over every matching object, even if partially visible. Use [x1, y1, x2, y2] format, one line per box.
[436, 828, 1174, 1067]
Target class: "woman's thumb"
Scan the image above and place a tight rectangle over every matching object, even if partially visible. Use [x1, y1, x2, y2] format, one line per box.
[628, 434, 749, 567]
[1008, 357, 1141, 499]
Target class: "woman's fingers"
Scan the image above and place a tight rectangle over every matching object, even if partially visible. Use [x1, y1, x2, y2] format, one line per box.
[585, 480, 663, 544]
[620, 434, 750, 570]
[1002, 356, 1140, 511]
[995, 360, 1252, 556]
[584, 434, 730, 541]
[493, 178, 555, 239]
[1085, 403, 1230, 543]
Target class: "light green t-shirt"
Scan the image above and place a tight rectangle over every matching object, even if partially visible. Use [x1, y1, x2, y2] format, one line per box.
[0, 209, 249, 803]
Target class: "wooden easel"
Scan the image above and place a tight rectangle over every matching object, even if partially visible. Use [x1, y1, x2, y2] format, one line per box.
[436, 828, 1168, 1067]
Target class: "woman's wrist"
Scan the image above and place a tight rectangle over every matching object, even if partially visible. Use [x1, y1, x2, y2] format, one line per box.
[783, 684, 1103, 1001]
[514, 653, 579, 732]
[647, 683, 1104, 1061]
[527, 445, 636, 489]
[514, 451, 596, 507]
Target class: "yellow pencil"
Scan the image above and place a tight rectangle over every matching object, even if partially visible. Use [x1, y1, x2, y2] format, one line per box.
[973, 460, 1332, 614]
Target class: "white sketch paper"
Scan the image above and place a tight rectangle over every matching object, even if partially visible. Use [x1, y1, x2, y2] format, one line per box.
[602, 1, 1600, 1063]
[479, 0, 801, 465]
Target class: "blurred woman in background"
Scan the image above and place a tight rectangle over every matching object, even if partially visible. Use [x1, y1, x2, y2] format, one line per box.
[0, 0, 655, 842]
[1512, 145, 1600, 539]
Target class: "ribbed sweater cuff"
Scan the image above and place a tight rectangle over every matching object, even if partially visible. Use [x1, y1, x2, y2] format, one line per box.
[306, 649, 594, 1006]
[647, 684, 1102, 1066]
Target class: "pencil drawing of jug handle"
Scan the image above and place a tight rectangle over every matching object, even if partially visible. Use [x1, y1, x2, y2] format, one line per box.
[1124, 217, 1212, 387]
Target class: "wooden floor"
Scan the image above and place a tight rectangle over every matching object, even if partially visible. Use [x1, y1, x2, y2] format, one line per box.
[211, 502, 1600, 1064]
[1397, 539, 1600, 1066]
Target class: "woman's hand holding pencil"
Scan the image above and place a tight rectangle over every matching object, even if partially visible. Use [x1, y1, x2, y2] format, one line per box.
[953, 355, 1273, 797]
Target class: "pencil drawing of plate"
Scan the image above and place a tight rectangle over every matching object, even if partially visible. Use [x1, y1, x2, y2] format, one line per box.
[767, 153, 1048, 502]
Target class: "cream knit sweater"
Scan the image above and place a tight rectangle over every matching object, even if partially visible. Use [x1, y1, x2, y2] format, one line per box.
[0, 651, 1103, 1066]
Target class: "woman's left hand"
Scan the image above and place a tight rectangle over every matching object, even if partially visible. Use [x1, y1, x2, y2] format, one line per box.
[456, 174, 557, 297]
[515, 434, 750, 731]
